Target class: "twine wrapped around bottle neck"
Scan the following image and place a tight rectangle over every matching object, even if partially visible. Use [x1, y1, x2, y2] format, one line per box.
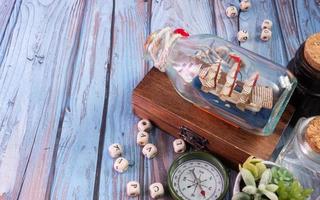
[144, 27, 183, 72]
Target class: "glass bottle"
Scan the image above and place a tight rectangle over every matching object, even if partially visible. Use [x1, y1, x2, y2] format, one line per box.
[144, 27, 297, 136]
[276, 117, 320, 199]
[287, 33, 320, 117]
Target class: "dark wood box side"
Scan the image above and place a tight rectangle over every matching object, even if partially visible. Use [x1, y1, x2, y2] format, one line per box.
[132, 68, 294, 168]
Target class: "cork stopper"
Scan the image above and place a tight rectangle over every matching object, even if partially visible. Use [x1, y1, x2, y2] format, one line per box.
[304, 33, 320, 71]
[306, 116, 320, 153]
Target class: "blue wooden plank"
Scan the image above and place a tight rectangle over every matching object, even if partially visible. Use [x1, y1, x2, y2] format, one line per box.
[0, 0, 22, 64]
[294, 0, 320, 41]
[98, 1, 150, 199]
[239, 0, 288, 65]
[274, 0, 301, 59]
[151, 0, 215, 34]
[49, 0, 113, 199]
[213, 0, 239, 43]
[0, 0, 87, 199]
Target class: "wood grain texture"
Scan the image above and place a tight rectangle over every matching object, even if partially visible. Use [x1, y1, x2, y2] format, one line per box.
[274, 0, 301, 59]
[213, 0, 239, 43]
[98, 1, 150, 199]
[49, 0, 113, 199]
[0, 0, 318, 199]
[239, 0, 288, 66]
[151, 0, 215, 34]
[0, 0, 86, 199]
[0, 0, 22, 64]
[294, 0, 320, 42]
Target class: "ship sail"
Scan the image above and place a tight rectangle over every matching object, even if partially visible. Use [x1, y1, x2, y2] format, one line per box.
[220, 56, 241, 97]
[238, 72, 259, 104]
[199, 60, 222, 89]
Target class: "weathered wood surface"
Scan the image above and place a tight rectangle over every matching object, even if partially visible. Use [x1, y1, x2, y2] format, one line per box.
[98, 1, 150, 200]
[213, 0, 239, 43]
[49, 0, 113, 199]
[239, 0, 288, 66]
[0, 0, 319, 199]
[0, 0, 22, 64]
[0, 0, 87, 199]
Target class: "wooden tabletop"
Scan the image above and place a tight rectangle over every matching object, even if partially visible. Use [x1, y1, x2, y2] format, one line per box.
[0, 0, 319, 200]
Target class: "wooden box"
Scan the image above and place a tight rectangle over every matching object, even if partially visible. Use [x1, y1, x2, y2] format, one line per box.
[132, 68, 294, 168]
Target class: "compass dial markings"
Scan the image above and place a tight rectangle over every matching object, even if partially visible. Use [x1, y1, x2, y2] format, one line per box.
[171, 160, 225, 200]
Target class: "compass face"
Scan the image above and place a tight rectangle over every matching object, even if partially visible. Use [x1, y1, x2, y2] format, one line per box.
[171, 159, 225, 200]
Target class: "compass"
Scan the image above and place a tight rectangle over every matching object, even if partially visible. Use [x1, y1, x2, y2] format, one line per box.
[168, 151, 228, 200]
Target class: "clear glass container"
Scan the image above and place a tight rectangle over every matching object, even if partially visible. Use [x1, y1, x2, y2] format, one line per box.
[145, 27, 297, 135]
[276, 117, 320, 199]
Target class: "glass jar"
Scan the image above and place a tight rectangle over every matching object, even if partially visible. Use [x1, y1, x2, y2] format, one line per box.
[287, 33, 320, 117]
[145, 27, 297, 136]
[276, 117, 320, 199]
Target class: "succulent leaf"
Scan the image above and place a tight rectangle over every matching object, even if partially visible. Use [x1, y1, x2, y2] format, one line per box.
[259, 169, 272, 185]
[242, 185, 257, 194]
[243, 162, 259, 178]
[232, 192, 251, 200]
[266, 184, 279, 192]
[240, 168, 256, 187]
[262, 190, 279, 200]
[256, 162, 267, 178]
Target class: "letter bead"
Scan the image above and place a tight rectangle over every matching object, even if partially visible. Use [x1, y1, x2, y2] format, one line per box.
[226, 6, 238, 18]
[240, 0, 251, 11]
[149, 182, 164, 199]
[142, 143, 158, 159]
[138, 119, 152, 132]
[127, 181, 140, 197]
[261, 19, 273, 30]
[137, 131, 149, 146]
[237, 30, 249, 42]
[114, 157, 129, 173]
[108, 143, 123, 158]
[260, 29, 272, 41]
[173, 139, 186, 153]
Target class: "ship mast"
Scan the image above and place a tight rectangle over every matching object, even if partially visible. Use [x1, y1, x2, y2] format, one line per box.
[228, 55, 241, 96]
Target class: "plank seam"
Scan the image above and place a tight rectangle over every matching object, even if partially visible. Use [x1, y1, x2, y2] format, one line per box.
[92, 0, 116, 199]
[42, 1, 89, 199]
[0, 0, 22, 65]
[271, 0, 289, 63]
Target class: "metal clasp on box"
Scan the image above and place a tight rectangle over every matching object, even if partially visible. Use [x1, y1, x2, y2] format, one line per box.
[179, 126, 208, 150]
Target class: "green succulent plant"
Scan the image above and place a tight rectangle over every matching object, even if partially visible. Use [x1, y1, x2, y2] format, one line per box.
[232, 168, 279, 200]
[240, 156, 267, 180]
[233, 162, 314, 200]
[271, 167, 313, 200]
[271, 167, 293, 185]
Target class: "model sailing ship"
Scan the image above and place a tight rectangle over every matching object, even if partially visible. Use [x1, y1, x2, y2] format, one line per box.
[197, 53, 273, 113]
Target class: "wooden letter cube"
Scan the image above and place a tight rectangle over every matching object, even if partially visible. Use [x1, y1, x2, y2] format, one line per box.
[138, 119, 152, 132]
[137, 131, 149, 146]
[173, 139, 186, 153]
[142, 143, 158, 159]
[237, 30, 249, 42]
[113, 157, 129, 173]
[108, 143, 123, 158]
[260, 29, 272, 41]
[149, 182, 164, 199]
[240, 0, 251, 11]
[261, 19, 273, 30]
[226, 6, 238, 18]
[127, 181, 140, 197]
